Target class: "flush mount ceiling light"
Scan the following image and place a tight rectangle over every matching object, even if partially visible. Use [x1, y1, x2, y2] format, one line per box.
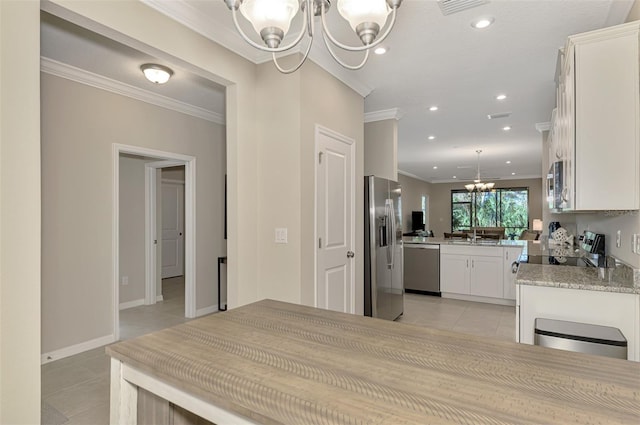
[223, 0, 403, 73]
[496, 94, 507, 100]
[140, 64, 173, 84]
[428, 135, 436, 140]
[374, 46, 388, 55]
[471, 16, 494, 29]
[465, 150, 495, 192]
[503, 126, 512, 131]
[429, 105, 439, 111]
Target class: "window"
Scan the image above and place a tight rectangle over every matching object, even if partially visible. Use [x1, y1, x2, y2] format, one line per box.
[451, 188, 529, 238]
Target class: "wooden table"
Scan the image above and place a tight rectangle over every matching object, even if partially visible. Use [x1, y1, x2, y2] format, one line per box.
[107, 299, 640, 424]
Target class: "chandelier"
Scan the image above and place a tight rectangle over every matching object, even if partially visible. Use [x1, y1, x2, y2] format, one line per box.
[465, 150, 495, 192]
[223, 0, 403, 73]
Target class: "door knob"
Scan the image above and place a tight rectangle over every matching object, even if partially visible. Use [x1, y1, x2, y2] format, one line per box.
[347, 251, 355, 258]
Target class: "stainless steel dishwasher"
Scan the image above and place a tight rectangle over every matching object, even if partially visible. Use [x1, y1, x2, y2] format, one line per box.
[403, 243, 440, 295]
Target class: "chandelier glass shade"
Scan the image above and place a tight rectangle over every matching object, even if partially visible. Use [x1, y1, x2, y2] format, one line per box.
[223, 0, 403, 73]
[465, 150, 495, 192]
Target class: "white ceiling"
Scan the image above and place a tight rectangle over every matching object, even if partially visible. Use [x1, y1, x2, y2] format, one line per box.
[41, 0, 633, 184]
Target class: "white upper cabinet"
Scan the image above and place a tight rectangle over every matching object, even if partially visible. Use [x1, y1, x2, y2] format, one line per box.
[554, 21, 640, 211]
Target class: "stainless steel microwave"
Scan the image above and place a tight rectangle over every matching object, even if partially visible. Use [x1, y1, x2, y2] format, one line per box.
[547, 161, 564, 210]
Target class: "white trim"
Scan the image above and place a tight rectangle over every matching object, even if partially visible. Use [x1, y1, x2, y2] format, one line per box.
[119, 299, 145, 310]
[314, 125, 356, 314]
[41, 57, 225, 125]
[196, 305, 219, 317]
[156, 295, 164, 302]
[364, 108, 404, 123]
[41, 334, 116, 364]
[535, 122, 551, 133]
[441, 292, 516, 306]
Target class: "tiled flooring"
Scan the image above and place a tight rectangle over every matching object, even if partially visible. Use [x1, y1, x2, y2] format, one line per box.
[41, 291, 515, 425]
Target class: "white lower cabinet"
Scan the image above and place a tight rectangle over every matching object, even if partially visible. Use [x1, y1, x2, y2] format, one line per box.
[440, 245, 505, 300]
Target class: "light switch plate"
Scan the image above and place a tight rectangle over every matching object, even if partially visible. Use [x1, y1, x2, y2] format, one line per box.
[275, 228, 288, 244]
[616, 230, 621, 248]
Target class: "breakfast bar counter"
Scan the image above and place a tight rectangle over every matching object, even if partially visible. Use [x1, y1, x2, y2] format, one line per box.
[107, 299, 640, 424]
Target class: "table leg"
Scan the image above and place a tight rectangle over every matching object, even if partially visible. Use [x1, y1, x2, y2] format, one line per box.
[110, 358, 138, 424]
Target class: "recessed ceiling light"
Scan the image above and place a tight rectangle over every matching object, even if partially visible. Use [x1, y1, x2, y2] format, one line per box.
[496, 94, 507, 100]
[471, 17, 494, 29]
[429, 106, 439, 112]
[506, 160, 511, 164]
[374, 47, 387, 55]
[428, 135, 436, 140]
[453, 176, 457, 179]
[503, 126, 512, 131]
[512, 172, 516, 175]
[433, 166, 438, 170]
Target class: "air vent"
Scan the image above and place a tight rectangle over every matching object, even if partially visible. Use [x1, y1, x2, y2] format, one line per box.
[437, 0, 489, 16]
[487, 112, 512, 120]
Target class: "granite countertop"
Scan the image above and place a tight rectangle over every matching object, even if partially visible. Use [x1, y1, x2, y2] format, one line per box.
[403, 236, 526, 248]
[516, 262, 639, 294]
[107, 300, 640, 424]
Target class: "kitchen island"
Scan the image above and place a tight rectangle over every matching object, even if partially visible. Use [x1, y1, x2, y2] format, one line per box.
[516, 262, 640, 361]
[107, 299, 640, 424]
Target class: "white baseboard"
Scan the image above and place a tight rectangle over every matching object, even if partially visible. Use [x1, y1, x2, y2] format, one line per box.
[156, 295, 164, 302]
[441, 292, 516, 306]
[41, 334, 116, 364]
[196, 305, 218, 317]
[119, 298, 144, 310]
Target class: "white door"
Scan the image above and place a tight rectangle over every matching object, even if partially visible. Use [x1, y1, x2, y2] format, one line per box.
[316, 126, 355, 314]
[161, 182, 184, 278]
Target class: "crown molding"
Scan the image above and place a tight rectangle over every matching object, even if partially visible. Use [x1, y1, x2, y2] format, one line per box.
[365, 108, 404, 123]
[41, 57, 225, 125]
[397, 169, 431, 183]
[535, 122, 551, 133]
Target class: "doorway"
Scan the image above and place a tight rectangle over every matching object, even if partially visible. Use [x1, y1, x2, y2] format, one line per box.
[114, 144, 196, 341]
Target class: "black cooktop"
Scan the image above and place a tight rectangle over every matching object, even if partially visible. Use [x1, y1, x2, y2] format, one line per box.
[523, 255, 591, 267]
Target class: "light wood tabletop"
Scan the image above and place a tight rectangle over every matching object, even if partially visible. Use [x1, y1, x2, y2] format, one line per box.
[107, 299, 640, 424]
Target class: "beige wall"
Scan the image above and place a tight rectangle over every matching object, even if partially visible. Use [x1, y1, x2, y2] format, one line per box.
[429, 179, 544, 238]
[0, 1, 41, 423]
[364, 119, 398, 181]
[41, 73, 227, 353]
[627, 0, 640, 22]
[162, 166, 185, 182]
[254, 56, 365, 313]
[398, 173, 433, 233]
[119, 156, 148, 306]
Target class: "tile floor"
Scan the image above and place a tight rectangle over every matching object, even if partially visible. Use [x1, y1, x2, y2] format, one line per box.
[41, 291, 515, 425]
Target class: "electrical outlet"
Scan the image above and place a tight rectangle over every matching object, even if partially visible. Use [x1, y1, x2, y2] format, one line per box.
[121, 276, 129, 285]
[275, 228, 288, 244]
[616, 230, 621, 248]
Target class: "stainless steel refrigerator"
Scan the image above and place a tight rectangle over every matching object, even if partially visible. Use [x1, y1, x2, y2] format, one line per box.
[364, 176, 404, 320]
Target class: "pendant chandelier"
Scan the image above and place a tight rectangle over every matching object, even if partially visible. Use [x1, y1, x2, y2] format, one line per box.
[465, 150, 495, 192]
[223, 0, 403, 73]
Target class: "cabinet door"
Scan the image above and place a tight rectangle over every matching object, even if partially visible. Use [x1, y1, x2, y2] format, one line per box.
[469, 255, 503, 298]
[440, 254, 469, 295]
[574, 30, 639, 210]
[503, 247, 522, 300]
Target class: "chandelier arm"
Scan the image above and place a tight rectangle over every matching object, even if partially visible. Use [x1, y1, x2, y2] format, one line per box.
[320, 3, 398, 52]
[231, 6, 308, 53]
[271, 35, 314, 74]
[321, 30, 370, 70]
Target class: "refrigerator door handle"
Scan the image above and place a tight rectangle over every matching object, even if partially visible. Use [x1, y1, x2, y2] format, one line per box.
[385, 199, 393, 268]
[389, 199, 396, 269]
